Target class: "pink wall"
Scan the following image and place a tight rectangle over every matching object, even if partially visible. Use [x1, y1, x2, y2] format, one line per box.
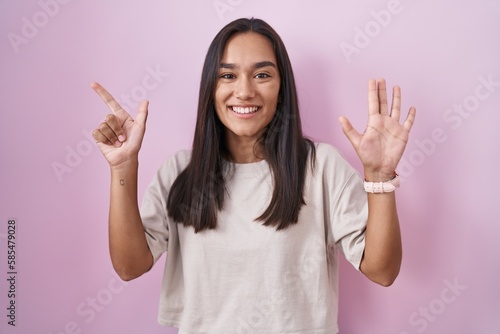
[1, 1, 499, 333]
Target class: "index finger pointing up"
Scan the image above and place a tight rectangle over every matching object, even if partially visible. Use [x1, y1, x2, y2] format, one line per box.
[91, 82, 124, 115]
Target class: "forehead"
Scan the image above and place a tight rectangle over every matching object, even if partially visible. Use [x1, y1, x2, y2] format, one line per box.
[221, 32, 277, 64]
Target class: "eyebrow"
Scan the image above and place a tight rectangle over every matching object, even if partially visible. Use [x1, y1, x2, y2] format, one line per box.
[220, 61, 277, 69]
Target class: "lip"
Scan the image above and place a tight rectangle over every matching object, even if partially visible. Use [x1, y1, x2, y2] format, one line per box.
[228, 105, 261, 119]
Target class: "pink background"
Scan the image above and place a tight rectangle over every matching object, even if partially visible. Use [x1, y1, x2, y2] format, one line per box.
[1, 1, 499, 333]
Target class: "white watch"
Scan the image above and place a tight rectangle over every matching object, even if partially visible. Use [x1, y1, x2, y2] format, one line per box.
[364, 173, 400, 193]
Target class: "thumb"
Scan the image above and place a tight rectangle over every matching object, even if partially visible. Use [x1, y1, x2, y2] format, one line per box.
[338, 116, 361, 147]
[135, 100, 149, 128]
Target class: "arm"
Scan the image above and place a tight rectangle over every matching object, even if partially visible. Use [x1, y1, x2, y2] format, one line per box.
[91, 82, 153, 281]
[361, 191, 401, 286]
[339, 79, 416, 286]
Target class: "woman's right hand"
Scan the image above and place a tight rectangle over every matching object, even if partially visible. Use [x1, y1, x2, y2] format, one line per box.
[91, 82, 149, 169]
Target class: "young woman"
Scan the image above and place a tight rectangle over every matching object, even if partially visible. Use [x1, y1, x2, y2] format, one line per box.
[91, 18, 415, 334]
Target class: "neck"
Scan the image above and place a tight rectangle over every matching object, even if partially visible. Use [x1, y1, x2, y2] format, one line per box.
[225, 133, 264, 163]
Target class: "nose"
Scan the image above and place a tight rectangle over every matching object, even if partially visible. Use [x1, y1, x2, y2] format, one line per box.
[234, 77, 255, 100]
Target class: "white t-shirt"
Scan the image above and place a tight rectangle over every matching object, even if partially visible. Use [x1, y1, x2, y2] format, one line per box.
[140, 143, 368, 334]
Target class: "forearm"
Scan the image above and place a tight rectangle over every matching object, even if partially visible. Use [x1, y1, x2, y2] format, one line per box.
[360, 191, 402, 286]
[109, 159, 153, 281]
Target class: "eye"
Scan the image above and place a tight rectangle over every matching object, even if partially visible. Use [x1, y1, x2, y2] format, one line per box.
[255, 73, 270, 79]
[220, 73, 235, 79]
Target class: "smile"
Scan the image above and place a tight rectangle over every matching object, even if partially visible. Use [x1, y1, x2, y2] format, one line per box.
[231, 106, 260, 114]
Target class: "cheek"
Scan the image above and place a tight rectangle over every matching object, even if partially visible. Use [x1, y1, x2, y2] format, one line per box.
[214, 86, 223, 106]
[265, 92, 279, 115]
[266, 85, 280, 108]
[215, 82, 229, 102]
[216, 90, 235, 117]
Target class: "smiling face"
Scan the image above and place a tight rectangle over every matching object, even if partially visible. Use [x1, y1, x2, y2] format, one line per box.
[214, 32, 281, 154]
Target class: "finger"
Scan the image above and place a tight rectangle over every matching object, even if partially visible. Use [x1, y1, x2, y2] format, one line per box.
[92, 128, 113, 146]
[135, 100, 149, 128]
[377, 78, 389, 116]
[402, 107, 416, 132]
[339, 116, 361, 148]
[390, 86, 402, 121]
[104, 114, 126, 143]
[97, 121, 123, 147]
[368, 79, 379, 116]
[91, 82, 127, 117]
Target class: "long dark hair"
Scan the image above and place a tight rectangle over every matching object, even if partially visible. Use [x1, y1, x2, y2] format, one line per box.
[167, 18, 315, 232]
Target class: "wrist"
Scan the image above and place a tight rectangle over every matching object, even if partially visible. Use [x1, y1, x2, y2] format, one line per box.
[364, 172, 400, 193]
[364, 170, 396, 182]
[110, 158, 139, 175]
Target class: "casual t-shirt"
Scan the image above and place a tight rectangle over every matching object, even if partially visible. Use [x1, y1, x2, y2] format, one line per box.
[140, 142, 368, 334]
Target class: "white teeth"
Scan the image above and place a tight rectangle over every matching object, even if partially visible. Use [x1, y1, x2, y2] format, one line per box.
[231, 106, 259, 114]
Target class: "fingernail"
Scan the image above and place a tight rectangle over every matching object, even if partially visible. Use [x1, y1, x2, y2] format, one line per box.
[114, 141, 122, 147]
[118, 135, 125, 142]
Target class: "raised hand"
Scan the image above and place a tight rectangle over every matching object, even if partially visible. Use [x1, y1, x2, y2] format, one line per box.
[339, 78, 416, 181]
[91, 82, 149, 168]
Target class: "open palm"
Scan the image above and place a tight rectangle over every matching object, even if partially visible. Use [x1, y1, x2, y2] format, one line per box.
[91, 82, 149, 168]
[339, 79, 416, 181]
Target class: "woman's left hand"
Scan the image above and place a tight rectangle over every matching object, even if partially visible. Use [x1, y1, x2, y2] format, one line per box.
[339, 78, 416, 181]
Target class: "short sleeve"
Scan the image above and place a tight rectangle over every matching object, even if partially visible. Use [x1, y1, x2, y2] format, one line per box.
[317, 143, 367, 270]
[141, 173, 169, 264]
[140, 150, 191, 264]
[330, 171, 367, 270]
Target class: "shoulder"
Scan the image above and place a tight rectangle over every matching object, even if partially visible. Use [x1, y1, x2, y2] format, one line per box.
[153, 149, 192, 184]
[167, 149, 192, 167]
[313, 142, 343, 159]
[312, 142, 349, 167]
[163, 149, 191, 168]
[309, 142, 360, 181]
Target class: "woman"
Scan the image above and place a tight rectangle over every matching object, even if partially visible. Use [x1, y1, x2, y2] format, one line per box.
[91, 18, 415, 334]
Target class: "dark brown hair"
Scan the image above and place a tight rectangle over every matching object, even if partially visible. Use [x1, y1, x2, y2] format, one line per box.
[167, 18, 315, 232]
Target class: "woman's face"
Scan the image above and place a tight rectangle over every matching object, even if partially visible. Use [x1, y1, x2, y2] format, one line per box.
[214, 32, 280, 146]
